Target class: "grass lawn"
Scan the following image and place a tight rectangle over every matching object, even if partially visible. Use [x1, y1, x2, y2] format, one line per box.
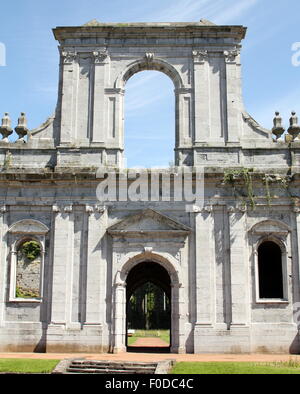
[127, 329, 170, 346]
[0, 359, 60, 374]
[171, 361, 300, 375]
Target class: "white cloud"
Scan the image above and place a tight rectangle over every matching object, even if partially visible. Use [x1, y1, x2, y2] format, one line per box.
[144, 0, 258, 23]
[125, 91, 170, 114]
[125, 72, 158, 89]
[125, 71, 174, 114]
[213, 0, 258, 24]
[150, 0, 212, 21]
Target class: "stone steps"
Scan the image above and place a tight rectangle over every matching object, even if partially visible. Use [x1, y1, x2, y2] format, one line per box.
[65, 360, 158, 374]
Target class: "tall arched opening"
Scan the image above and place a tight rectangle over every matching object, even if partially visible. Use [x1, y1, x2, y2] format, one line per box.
[126, 261, 171, 353]
[115, 57, 188, 168]
[124, 70, 175, 168]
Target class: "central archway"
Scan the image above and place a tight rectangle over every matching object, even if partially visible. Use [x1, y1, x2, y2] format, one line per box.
[126, 261, 171, 352]
[112, 251, 185, 354]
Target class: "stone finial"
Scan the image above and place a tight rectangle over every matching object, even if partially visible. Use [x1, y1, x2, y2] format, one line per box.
[272, 111, 285, 140]
[1, 113, 11, 128]
[288, 111, 300, 140]
[15, 112, 28, 142]
[0, 113, 13, 142]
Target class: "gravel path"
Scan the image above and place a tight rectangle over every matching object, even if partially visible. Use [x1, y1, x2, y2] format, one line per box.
[0, 352, 299, 363]
[129, 337, 169, 348]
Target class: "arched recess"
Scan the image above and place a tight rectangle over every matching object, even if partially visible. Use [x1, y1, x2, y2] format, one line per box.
[112, 251, 185, 354]
[8, 219, 49, 302]
[113, 57, 191, 167]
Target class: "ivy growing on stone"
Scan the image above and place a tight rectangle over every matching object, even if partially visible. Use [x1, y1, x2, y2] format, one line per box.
[223, 168, 293, 209]
[21, 240, 41, 261]
[223, 168, 255, 209]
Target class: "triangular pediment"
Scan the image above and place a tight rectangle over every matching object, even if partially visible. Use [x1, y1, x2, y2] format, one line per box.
[107, 209, 191, 237]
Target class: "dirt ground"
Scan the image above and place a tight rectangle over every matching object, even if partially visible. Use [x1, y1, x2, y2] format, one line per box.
[0, 351, 299, 363]
[1, 335, 299, 363]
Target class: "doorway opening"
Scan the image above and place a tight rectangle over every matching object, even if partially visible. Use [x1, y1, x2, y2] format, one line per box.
[126, 261, 171, 353]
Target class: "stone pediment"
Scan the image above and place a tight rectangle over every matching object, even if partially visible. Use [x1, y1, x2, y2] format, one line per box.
[107, 209, 191, 238]
[250, 220, 290, 236]
[8, 219, 49, 235]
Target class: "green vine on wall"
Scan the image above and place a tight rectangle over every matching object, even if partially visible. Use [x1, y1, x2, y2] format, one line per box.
[223, 168, 255, 209]
[223, 168, 292, 209]
[3, 151, 12, 169]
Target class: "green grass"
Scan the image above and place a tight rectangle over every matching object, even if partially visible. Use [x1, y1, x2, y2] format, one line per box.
[0, 359, 60, 374]
[171, 361, 300, 375]
[127, 329, 170, 346]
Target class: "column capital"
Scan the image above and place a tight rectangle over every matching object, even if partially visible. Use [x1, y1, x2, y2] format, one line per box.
[227, 204, 247, 214]
[52, 205, 60, 213]
[192, 204, 212, 213]
[224, 49, 240, 64]
[63, 205, 73, 213]
[93, 50, 108, 64]
[192, 50, 208, 64]
[61, 50, 78, 64]
[52, 204, 73, 213]
[85, 204, 106, 215]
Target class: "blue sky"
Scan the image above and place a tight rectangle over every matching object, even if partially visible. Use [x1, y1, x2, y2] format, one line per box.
[0, 0, 300, 167]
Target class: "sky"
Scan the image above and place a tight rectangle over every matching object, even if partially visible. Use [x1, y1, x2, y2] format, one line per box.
[0, 0, 300, 167]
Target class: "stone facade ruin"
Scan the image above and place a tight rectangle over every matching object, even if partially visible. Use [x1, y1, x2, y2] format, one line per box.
[0, 20, 299, 354]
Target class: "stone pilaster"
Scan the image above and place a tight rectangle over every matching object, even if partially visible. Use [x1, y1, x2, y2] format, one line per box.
[171, 282, 186, 353]
[293, 207, 300, 301]
[194, 205, 214, 326]
[59, 51, 78, 144]
[227, 205, 249, 326]
[0, 205, 7, 328]
[49, 204, 74, 327]
[113, 272, 127, 353]
[84, 205, 106, 326]
[224, 50, 242, 143]
[91, 50, 109, 143]
[213, 204, 231, 328]
[192, 50, 210, 143]
[104, 88, 125, 149]
[175, 88, 192, 148]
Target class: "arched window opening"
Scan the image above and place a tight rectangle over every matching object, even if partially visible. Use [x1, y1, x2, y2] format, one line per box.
[258, 241, 284, 299]
[124, 70, 175, 168]
[15, 238, 42, 299]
